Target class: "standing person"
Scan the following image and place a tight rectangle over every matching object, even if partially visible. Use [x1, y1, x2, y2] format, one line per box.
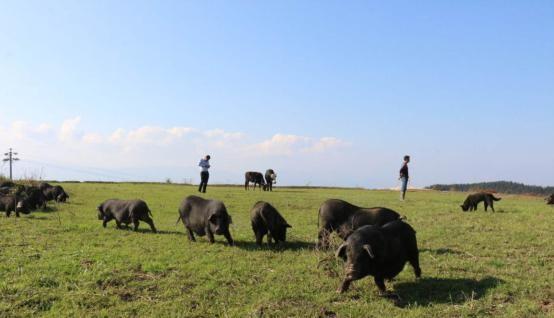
[198, 155, 211, 193]
[399, 155, 410, 201]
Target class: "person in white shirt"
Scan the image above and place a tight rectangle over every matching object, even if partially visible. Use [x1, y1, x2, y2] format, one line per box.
[198, 155, 211, 193]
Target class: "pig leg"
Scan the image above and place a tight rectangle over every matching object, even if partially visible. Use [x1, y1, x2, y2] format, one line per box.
[102, 216, 111, 228]
[407, 239, 422, 278]
[374, 276, 388, 294]
[267, 233, 273, 244]
[337, 277, 352, 293]
[375, 277, 400, 300]
[206, 228, 215, 243]
[133, 219, 140, 231]
[223, 231, 234, 246]
[186, 227, 196, 242]
[409, 255, 422, 278]
[255, 231, 264, 246]
[143, 217, 157, 233]
[115, 220, 123, 229]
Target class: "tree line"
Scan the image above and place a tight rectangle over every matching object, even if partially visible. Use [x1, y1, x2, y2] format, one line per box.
[426, 181, 554, 196]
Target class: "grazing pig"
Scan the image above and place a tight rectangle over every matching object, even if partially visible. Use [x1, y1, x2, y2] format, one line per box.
[22, 186, 47, 210]
[0, 195, 30, 217]
[335, 221, 421, 297]
[43, 185, 69, 203]
[545, 194, 554, 205]
[317, 199, 402, 249]
[250, 201, 291, 245]
[177, 195, 234, 245]
[97, 199, 157, 232]
[38, 182, 52, 191]
[0, 181, 16, 188]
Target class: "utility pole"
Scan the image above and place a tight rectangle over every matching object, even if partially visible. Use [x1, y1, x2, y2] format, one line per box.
[3, 148, 20, 180]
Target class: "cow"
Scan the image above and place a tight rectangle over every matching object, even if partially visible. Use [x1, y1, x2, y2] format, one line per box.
[43, 185, 69, 203]
[97, 199, 157, 232]
[245, 171, 265, 191]
[177, 195, 234, 245]
[335, 220, 421, 298]
[250, 201, 291, 245]
[460, 192, 501, 212]
[263, 169, 277, 191]
[546, 194, 554, 205]
[317, 199, 403, 249]
[0, 194, 30, 217]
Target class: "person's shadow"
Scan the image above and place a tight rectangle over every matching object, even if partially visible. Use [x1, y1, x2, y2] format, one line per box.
[394, 276, 503, 307]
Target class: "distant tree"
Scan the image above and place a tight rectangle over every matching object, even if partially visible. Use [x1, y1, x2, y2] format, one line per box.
[427, 181, 554, 196]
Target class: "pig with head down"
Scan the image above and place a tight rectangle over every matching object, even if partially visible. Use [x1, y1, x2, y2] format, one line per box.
[335, 220, 421, 298]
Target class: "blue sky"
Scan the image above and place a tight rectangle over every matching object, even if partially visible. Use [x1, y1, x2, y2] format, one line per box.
[0, 1, 553, 187]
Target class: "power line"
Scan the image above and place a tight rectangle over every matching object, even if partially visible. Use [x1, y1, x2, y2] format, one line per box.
[3, 148, 20, 180]
[23, 158, 148, 181]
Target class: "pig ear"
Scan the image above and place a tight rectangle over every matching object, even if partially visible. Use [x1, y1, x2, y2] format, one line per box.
[227, 215, 233, 224]
[363, 244, 375, 259]
[335, 243, 348, 260]
[285, 223, 292, 228]
[208, 213, 217, 223]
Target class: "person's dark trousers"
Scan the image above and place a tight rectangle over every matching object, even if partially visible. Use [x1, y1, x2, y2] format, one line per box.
[199, 171, 209, 193]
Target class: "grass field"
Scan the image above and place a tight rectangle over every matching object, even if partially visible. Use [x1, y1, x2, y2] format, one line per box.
[0, 183, 552, 317]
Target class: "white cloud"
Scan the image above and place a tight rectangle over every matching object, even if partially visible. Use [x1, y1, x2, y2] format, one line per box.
[168, 127, 195, 137]
[126, 126, 166, 144]
[0, 118, 351, 184]
[4, 120, 51, 139]
[11, 121, 28, 139]
[254, 134, 308, 155]
[108, 128, 126, 143]
[82, 133, 103, 144]
[253, 134, 346, 156]
[204, 129, 244, 140]
[59, 117, 81, 142]
[304, 137, 349, 153]
[37, 123, 52, 134]
[105, 125, 198, 146]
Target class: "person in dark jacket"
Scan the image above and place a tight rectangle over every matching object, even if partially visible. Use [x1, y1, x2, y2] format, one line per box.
[198, 155, 211, 193]
[399, 155, 410, 201]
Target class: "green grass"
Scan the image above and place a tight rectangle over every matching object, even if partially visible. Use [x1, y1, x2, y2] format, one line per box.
[1, 183, 552, 317]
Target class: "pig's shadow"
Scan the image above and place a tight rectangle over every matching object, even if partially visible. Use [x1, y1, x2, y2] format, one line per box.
[117, 227, 184, 235]
[394, 276, 503, 307]
[22, 215, 51, 220]
[420, 248, 463, 255]
[270, 190, 308, 193]
[234, 240, 315, 251]
[36, 206, 58, 213]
